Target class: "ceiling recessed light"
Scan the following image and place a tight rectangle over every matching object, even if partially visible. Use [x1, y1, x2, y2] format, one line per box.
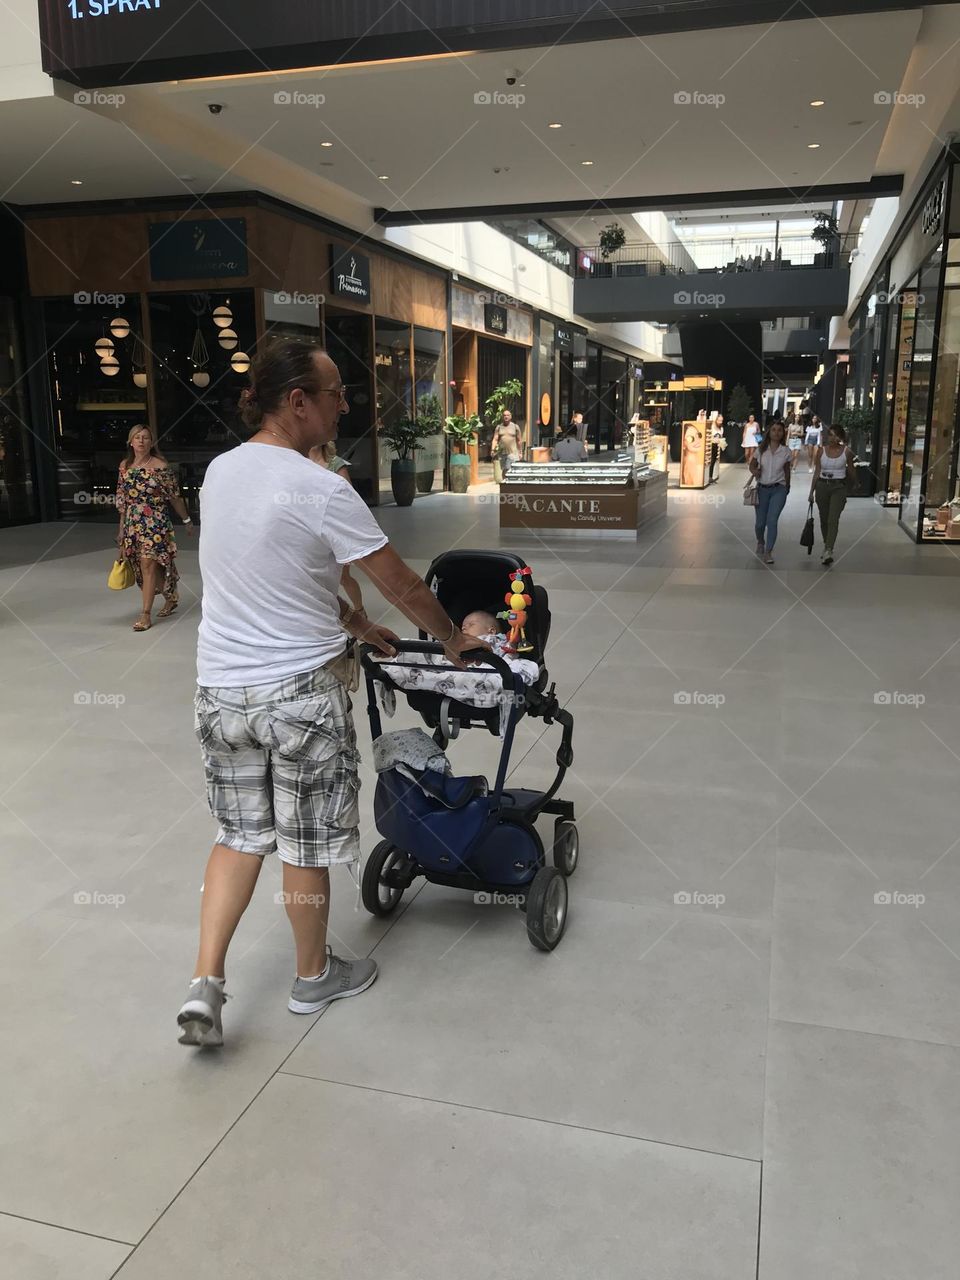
[377, 174, 390, 180]
[320, 141, 334, 148]
[177, 174, 195, 181]
[810, 99, 825, 107]
[548, 122, 562, 129]
[70, 179, 83, 186]
[807, 142, 821, 149]
[581, 160, 594, 166]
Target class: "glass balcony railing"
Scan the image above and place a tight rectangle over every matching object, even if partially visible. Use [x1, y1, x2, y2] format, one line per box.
[577, 233, 857, 278]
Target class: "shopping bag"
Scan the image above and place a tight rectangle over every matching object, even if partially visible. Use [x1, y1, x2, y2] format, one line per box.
[108, 558, 134, 590]
[800, 503, 815, 555]
[742, 477, 758, 507]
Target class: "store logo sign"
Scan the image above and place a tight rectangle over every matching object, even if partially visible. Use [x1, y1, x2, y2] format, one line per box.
[329, 246, 370, 303]
[148, 218, 248, 281]
[555, 324, 573, 350]
[484, 302, 508, 335]
[921, 180, 945, 238]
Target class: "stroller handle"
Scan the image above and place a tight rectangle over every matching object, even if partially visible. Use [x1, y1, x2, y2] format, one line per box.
[360, 639, 518, 691]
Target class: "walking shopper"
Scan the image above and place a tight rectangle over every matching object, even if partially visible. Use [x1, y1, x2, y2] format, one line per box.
[809, 424, 855, 566]
[177, 338, 479, 1049]
[749, 420, 792, 564]
[804, 416, 823, 472]
[116, 425, 194, 632]
[492, 409, 522, 478]
[741, 414, 760, 465]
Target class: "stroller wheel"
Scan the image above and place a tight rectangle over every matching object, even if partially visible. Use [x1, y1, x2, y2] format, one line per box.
[361, 840, 408, 917]
[552, 820, 579, 876]
[525, 867, 568, 952]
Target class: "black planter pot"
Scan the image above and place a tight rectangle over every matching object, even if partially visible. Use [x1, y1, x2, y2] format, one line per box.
[391, 459, 417, 507]
[416, 470, 435, 494]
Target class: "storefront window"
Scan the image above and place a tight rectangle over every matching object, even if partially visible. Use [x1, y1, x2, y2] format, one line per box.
[901, 255, 942, 535]
[44, 295, 150, 520]
[148, 291, 255, 517]
[887, 289, 917, 501]
[375, 318, 412, 503]
[924, 282, 960, 511]
[261, 290, 321, 342]
[582, 344, 601, 448]
[536, 320, 555, 447]
[413, 326, 445, 491]
[876, 290, 902, 500]
[0, 298, 39, 525]
[598, 349, 628, 451]
[325, 310, 376, 504]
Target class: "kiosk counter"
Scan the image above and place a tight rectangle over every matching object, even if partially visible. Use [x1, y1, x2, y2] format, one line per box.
[499, 461, 666, 537]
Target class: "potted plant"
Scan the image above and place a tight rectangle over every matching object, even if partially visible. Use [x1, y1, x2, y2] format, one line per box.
[415, 392, 444, 494]
[379, 417, 423, 506]
[484, 377, 523, 483]
[835, 405, 875, 493]
[598, 222, 626, 261]
[811, 212, 840, 267]
[444, 413, 481, 493]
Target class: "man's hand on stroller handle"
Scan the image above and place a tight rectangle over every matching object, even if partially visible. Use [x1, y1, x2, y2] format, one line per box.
[441, 626, 491, 671]
[356, 544, 484, 668]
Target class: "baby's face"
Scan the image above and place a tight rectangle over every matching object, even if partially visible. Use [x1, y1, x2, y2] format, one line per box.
[462, 611, 497, 638]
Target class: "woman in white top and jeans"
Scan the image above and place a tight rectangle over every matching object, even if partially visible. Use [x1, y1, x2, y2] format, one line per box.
[749, 421, 792, 563]
[809, 424, 854, 565]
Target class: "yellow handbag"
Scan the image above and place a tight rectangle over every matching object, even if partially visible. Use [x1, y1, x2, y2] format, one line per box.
[108, 558, 134, 590]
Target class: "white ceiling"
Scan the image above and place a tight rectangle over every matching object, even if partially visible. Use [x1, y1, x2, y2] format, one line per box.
[0, 7, 943, 223]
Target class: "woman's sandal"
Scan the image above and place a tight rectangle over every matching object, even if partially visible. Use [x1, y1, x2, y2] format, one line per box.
[133, 612, 152, 632]
[157, 598, 179, 619]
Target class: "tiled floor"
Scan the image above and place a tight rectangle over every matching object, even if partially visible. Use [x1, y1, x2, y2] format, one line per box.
[2, 465, 959, 1278]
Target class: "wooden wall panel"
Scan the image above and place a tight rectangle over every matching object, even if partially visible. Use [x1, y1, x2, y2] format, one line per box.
[24, 207, 256, 296]
[372, 255, 446, 329]
[24, 204, 447, 330]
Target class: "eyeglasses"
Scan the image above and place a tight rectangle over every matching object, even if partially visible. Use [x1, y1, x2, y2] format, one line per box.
[315, 384, 349, 402]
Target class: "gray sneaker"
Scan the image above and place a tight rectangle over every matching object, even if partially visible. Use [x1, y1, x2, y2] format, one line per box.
[288, 948, 378, 1014]
[177, 977, 227, 1047]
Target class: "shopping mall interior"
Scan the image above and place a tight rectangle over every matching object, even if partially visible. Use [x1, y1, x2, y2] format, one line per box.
[3, 3, 960, 1278]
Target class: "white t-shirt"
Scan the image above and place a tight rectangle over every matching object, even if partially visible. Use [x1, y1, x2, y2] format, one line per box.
[197, 443, 388, 687]
[755, 443, 792, 485]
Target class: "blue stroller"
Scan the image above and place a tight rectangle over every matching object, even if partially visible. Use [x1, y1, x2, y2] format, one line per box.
[359, 551, 577, 950]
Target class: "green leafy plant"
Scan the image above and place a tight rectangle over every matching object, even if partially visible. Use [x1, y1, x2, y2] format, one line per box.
[484, 377, 522, 431]
[379, 416, 428, 461]
[443, 413, 481, 446]
[726, 383, 753, 424]
[599, 222, 627, 260]
[835, 405, 874, 457]
[811, 211, 840, 250]
[416, 392, 444, 435]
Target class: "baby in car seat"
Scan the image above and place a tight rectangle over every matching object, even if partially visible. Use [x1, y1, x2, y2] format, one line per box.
[461, 610, 515, 656]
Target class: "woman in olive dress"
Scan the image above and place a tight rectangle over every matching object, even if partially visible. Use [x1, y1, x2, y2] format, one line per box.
[116, 425, 194, 632]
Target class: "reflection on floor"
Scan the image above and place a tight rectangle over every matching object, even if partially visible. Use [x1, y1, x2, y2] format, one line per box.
[2, 464, 959, 1279]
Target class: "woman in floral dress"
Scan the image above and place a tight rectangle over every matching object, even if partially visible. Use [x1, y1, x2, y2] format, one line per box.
[116, 425, 194, 631]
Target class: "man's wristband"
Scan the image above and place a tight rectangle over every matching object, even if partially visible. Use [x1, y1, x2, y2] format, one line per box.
[433, 617, 456, 643]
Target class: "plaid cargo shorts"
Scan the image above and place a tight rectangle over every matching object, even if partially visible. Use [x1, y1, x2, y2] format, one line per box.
[194, 664, 361, 867]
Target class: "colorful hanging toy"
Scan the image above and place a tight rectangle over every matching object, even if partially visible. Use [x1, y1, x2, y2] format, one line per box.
[498, 566, 535, 654]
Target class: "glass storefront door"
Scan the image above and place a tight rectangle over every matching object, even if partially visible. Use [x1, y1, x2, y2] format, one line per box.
[900, 257, 942, 537]
[374, 318, 413, 504]
[325, 309, 376, 504]
[0, 298, 39, 526]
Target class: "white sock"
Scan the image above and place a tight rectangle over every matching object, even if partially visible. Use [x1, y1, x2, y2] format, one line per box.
[299, 959, 330, 982]
[191, 976, 225, 987]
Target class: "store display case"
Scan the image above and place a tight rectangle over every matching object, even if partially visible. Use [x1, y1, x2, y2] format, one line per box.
[628, 416, 668, 473]
[500, 460, 666, 536]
